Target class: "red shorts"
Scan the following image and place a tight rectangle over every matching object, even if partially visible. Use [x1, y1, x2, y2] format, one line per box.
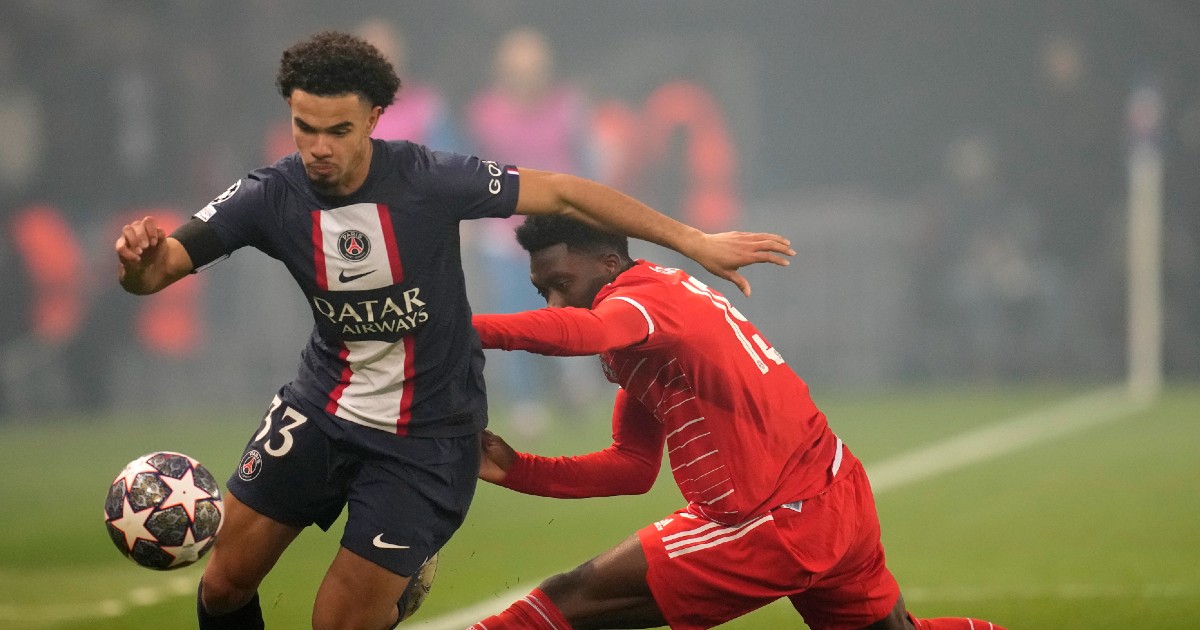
[638, 461, 899, 630]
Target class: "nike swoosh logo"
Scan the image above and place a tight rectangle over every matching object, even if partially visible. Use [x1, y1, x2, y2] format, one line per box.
[372, 534, 409, 550]
[338, 269, 377, 283]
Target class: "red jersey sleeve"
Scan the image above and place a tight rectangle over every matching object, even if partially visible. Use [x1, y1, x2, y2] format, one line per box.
[473, 299, 650, 356]
[500, 388, 665, 498]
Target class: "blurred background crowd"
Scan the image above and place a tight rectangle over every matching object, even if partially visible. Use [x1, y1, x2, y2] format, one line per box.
[1, 1, 1197, 423]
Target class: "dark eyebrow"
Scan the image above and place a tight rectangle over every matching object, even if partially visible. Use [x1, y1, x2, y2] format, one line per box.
[293, 117, 354, 133]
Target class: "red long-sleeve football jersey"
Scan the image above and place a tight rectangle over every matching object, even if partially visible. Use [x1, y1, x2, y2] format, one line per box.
[474, 261, 854, 525]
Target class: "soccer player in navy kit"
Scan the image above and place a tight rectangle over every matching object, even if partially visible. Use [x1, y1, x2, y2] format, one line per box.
[114, 32, 792, 630]
[469, 216, 1006, 630]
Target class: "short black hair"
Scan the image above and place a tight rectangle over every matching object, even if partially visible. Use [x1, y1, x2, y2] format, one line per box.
[515, 215, 630, 259]
[276, 31, 400, 109]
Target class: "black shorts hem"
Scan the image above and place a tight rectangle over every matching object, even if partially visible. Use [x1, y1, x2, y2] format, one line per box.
[226, 477, 335, 530]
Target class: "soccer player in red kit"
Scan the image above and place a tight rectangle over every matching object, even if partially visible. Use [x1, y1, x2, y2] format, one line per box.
[468, 216, 1005, 630]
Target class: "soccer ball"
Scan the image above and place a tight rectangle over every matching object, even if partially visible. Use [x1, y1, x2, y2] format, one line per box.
[104, 451, 224, 570]
[397, 553, 439, 621]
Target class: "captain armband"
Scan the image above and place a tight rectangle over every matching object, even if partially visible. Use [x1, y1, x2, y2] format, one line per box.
[171, 218, 229, 272]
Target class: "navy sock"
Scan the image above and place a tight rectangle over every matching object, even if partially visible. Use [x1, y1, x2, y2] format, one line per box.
[197, 580, 265, 630]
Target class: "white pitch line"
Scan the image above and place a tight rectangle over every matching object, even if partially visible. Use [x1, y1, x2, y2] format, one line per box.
[0, 573, 196, 628]
[865, 385, 1148, 493]
[411, 386, 1152, 629]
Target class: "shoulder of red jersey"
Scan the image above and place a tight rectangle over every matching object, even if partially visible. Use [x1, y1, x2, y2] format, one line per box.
[595, 261, 677, 304]
[593, 261, 691, 343]
[596, 260, 683, 295]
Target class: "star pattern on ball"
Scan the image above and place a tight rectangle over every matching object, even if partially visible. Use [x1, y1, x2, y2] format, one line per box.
[114, 456, 164, 492]
[158, 468, 213, 522]
[111, 495, 156, 552]
[159, 527, 203, 568]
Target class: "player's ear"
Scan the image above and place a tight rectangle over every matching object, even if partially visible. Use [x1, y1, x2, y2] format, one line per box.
[601, 252, 623, 276]
[367, 105, 382, 133]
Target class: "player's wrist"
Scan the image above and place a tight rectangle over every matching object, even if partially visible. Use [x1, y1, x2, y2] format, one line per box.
[672, 226, 709, 264]
[118, 266, 150, 295]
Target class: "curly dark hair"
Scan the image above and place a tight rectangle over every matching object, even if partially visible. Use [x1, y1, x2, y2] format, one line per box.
[515, 215, 630, 259]
[276, 31, 400, 109]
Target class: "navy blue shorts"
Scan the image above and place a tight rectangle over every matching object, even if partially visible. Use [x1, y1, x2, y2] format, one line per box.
[225, 385, 480, 576]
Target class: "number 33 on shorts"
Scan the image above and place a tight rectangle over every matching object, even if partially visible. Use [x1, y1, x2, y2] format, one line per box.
[252, 394, 310, 457]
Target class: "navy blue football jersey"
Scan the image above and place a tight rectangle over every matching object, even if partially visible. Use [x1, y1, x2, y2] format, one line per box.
[192, 139, 519, 437]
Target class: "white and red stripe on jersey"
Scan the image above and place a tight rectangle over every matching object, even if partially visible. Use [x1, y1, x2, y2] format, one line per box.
[310, 203, 416, 433]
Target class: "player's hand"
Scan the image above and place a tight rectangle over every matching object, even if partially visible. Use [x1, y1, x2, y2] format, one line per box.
[691, 231, 794, 297]
[115, 216, 168, 271]
[116, 216, 183, 295]
[479, 430, 517, 484]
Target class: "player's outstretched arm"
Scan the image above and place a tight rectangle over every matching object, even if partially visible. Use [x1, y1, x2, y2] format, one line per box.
[115, 216, 195, 295]
[514, 169, 794, 296]
[474, 299, 650, 357]
[479, 391, 664, 498]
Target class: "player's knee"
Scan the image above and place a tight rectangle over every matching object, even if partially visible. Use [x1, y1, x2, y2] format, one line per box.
[540, 565, 585, 596]
[199, 574, 258, 616]
[538, 560, 595, 613]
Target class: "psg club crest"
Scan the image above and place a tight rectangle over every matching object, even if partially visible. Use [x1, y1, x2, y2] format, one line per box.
[238, 450, 262, 481]
[338, 230, 371, 262]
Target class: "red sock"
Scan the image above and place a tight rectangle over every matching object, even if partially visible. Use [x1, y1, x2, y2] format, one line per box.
[469, 588, 572, 630]
[909, 613, 1007, 630]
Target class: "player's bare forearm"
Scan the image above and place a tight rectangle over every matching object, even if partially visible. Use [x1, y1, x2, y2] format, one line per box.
[514, 169, 795, 296]
[119, 263, 176, 295]
[516, 169, 704, 255]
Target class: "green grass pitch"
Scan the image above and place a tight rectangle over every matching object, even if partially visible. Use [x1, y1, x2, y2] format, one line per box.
[0, 385, 1196, 628]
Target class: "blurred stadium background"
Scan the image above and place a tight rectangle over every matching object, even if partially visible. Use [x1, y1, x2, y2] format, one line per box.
[0, 1, 1197, 628]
